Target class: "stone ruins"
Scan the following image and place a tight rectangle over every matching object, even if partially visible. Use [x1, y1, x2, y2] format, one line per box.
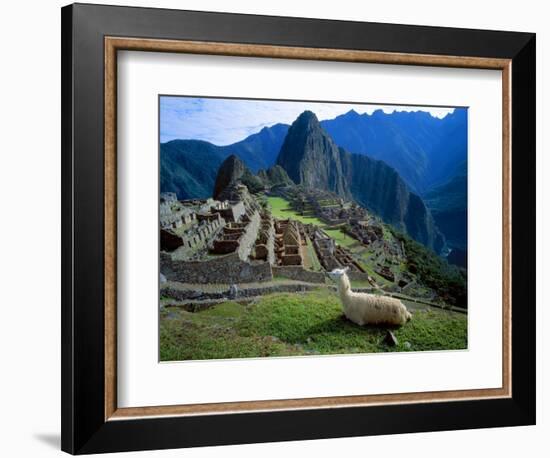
[160, 183, 413, 291]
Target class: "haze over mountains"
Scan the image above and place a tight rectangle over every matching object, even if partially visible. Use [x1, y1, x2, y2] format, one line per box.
[160, 107, 467, 253]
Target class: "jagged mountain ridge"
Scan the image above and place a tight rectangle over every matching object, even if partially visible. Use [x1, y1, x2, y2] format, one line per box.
[161, 109, 466, 199]
[227, 123, 289, 172]
[320, 108, 467, 194]
[276, 111, 444, 252]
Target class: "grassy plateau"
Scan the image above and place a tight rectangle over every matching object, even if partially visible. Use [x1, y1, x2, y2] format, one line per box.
[268, 196, 325, 226]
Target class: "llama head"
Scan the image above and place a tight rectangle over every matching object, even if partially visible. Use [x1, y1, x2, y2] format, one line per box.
[327, 267, 349, 282]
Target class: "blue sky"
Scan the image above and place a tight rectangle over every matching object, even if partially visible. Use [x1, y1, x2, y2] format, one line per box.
[160, 96, 456, 145]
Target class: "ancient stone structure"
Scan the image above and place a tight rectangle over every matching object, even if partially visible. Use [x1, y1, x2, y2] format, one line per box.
[274, 220, 304, 266]
[159, 194, 228, 254]
[252, 212, 275, 264]
[281, 187, 367, 226]
[317, 202, 367, 225]
[160, 210, 224, 255]
[160, 193, 198, 230]
[210, 200, 246, 223]
[160, 182, 396, 290]
[211, 210, 261, 260]
[345, 220, 383, 245]
[308, 227, 365, 273]
[160, 184, 277, 284]
[161, 252, 273, 285]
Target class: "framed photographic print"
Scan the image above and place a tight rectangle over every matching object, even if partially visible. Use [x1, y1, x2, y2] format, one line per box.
[61, 3, 536, 454]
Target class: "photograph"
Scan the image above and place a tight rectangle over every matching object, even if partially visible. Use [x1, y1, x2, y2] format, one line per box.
[158, 96, 469, 361]
[0, 0, 541, 456]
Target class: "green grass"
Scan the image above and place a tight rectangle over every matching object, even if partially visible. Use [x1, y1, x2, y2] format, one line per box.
[382, 225, 393, 242]
[160, 289, 467, 361]
[267, 196, 325, 226]
[305, 238, 323, 271]
[323, 228, 357, 248]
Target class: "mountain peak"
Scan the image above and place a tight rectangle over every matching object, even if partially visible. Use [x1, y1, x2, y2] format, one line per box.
[213, 154, 247, 199]
[276, 110, 345, 192]
[295, 110, 320, 126]
[224, 153, 243, 164]
[343, 109, 360, 118]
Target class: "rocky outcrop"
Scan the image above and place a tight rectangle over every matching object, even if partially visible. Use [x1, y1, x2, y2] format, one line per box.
[277, 111, 444, 252]
[214, 155, 246, 199]
[213, 155, 264, 199]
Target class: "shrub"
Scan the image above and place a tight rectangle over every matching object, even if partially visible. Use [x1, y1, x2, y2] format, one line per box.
[391, 228, 467, 307]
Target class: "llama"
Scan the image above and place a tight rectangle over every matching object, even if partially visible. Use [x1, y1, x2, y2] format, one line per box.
[328, 267, 412, 326]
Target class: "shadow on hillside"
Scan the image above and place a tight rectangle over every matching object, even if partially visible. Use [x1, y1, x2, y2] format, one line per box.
[302, 314, 400, 338]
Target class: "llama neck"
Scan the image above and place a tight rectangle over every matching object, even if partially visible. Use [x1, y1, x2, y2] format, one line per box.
[337, 275, 351, 301]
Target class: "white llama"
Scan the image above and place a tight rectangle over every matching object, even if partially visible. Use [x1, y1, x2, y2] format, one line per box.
[328, 267, 412, 326]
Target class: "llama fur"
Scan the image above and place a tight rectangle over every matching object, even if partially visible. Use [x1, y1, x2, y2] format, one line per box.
[328, 268, 412, 326]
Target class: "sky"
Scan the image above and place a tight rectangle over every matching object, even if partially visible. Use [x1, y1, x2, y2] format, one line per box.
[160, 96, 457, 145]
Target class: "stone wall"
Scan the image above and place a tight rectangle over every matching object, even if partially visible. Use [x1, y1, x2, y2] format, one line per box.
[235, 211, 260, 261]
[161, 252, 273, 284]
[253, 215, 275, 265]
[272, 266, 326, 284]
[347, 271, 375, 283]
[215, 201, 246, 222]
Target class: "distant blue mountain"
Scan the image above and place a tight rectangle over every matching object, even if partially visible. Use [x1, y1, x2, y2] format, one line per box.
[160, 123, 288, 199]
[320, 108, 467, 194]
[161, 109, 467, 199]
[230, 123, 289, 172]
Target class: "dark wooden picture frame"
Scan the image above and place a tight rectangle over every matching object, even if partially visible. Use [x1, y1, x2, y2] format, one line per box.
[61, 3, 536, 454]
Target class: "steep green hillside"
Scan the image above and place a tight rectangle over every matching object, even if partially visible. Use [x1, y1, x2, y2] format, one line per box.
[160, 140, 225, 199]
[424, 162, 467, 251]
[391, 228, 467, 307]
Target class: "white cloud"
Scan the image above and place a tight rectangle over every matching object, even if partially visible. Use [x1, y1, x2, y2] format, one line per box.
[160, 96, 457, 145]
